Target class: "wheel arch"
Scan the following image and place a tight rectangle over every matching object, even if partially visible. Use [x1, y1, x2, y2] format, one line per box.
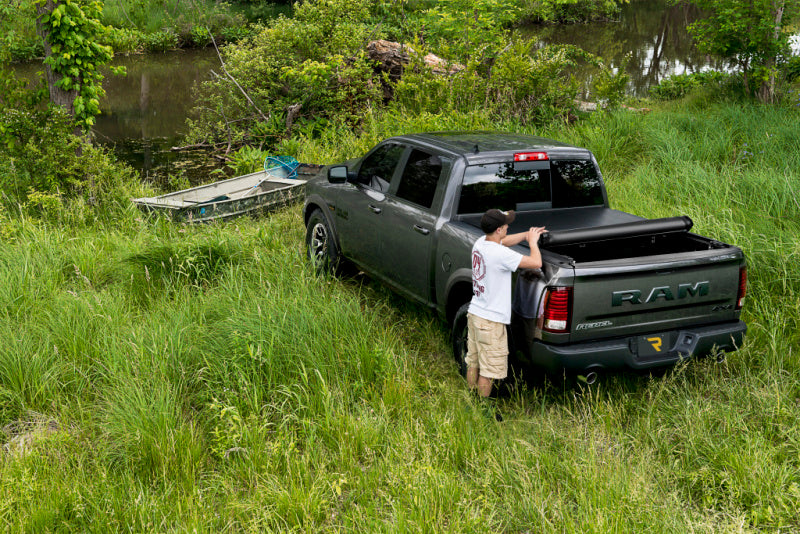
[304, 198, 341, 249]
[445, 275, 473, 325]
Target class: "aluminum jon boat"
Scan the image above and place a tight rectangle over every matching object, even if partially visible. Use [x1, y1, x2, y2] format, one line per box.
[132, 158, 322, 223]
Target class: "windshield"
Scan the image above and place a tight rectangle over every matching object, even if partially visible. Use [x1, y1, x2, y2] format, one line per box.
[457, 159, 604, 214]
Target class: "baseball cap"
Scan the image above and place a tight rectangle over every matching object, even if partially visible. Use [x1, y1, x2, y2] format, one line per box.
[480, 209, 515, 234]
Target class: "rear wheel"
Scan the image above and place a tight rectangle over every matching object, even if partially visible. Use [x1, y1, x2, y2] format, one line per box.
[305, 209, 340, 274]
[451, 303, 470, 378]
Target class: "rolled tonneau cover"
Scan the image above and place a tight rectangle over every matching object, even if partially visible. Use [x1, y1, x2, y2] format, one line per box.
[539, 216, 694, 247]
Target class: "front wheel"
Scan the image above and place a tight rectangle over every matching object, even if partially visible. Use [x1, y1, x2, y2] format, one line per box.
[305, 209, 341, 274]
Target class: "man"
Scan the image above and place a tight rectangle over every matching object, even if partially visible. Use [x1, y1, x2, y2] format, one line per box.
[467, 209, 546, 400]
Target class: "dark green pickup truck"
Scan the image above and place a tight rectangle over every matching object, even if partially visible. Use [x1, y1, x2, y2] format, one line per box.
[303, 132, 747, 380]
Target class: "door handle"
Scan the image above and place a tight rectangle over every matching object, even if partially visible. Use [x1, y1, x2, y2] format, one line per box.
[413, 225, 430, 236]
[368, 205, 381, 214]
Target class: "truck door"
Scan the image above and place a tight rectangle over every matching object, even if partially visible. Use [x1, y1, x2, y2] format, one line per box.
[335, 142, 405, 268]
[380, 148, 450, 303]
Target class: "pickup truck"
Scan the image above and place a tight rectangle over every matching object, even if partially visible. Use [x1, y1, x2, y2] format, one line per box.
[303, 132, 747, 381]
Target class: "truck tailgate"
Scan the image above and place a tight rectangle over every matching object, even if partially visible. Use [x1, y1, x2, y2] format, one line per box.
[569, 249, 744, 343]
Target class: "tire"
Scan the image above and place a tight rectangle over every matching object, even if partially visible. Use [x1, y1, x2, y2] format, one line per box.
[451, 302, 470, 378]
[305, 209, 341, 274]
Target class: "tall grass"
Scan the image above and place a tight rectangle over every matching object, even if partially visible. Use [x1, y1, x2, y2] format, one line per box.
[1, 99, 799, 531]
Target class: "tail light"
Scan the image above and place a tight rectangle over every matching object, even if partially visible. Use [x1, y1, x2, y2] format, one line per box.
[514, 151, 548, 162]
[736, 266, 747, 310]
[543, 286, 573, 333]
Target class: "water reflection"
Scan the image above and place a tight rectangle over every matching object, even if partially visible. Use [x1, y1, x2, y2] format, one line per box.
[10, 48, 224, 185]
[94, 49, 226, 184]
[525, 0, 731, 96]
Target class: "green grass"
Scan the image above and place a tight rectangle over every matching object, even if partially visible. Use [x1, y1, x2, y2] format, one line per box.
[1, 99, 800, 532]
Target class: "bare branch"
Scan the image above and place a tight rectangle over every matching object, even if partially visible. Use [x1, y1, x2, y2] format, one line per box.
[208, 28, 271, 124]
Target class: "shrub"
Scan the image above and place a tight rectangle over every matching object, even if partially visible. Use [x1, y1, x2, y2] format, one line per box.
[0, 103, 138, 214]
[650, 71, 733, 100]
[229, 145, 271, 175]
[186, 1, 382, 148]
[783, 56, 800, 82]
[393, 42, 622, 125]
[520, 0, 625, 23]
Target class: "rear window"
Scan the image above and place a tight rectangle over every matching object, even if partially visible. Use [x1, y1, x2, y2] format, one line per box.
[457, 159, 603, 214]
[550, 159, 604, 208]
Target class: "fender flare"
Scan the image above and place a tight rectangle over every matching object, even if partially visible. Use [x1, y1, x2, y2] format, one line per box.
[304, 195, 342, 250]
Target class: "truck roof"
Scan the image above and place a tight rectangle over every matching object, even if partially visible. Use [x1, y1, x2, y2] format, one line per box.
[392, 131, 591, 160]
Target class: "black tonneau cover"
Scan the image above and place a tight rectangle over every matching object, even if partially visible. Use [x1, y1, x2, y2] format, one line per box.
[459, 207, 644, 234]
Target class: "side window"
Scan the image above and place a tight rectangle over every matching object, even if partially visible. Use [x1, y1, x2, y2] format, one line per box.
[395, 149, 444, 209]
[357, 143, 405, 192]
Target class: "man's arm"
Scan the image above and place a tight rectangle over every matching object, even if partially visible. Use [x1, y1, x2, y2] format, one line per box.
[500, 231, 529, 247]
[503, 227, 546, 269]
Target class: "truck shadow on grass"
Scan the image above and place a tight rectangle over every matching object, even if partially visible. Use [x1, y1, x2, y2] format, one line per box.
[335, 268, 735, 413]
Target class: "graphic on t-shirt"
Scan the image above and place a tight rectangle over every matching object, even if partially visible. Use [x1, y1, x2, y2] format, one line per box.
[472, 250, 486, 297]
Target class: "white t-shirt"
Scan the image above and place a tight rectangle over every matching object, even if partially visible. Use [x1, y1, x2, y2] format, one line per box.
[468, 235, 523, 325]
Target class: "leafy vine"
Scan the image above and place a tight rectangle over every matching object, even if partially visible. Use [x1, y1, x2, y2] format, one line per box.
[35, 0, 122, 129]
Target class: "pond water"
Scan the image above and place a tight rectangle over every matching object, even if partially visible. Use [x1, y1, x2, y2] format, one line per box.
[93, 48, 220, 176]
[12, 1, 799, 182]
[523, 0, 719, 96]
[13, 48, 223, 186]
[93, 48, 226, 185]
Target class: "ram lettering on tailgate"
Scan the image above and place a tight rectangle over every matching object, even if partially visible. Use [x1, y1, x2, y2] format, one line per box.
[611, 281, 709, 307]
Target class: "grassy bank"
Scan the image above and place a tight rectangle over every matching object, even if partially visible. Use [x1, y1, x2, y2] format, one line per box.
[1, 99, 799, 532]
[0, 0, 289, 60]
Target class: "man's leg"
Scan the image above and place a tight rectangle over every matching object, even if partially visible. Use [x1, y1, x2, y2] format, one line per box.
[477, 375, 493, 397]
[465, 314, 481, 391]
[467, 366, 480, 390]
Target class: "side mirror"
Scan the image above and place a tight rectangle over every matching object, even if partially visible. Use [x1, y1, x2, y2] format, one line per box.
[328, 165, 355, 184]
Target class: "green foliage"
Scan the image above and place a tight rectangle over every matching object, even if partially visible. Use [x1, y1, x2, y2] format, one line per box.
[103, 0, 240, 34]
[99, 372, 205, 480]
[187, 1, 382, 148]
[591, 57, 630, 108]
[0, 104, 139, 210]
[0, 0, 42, 61]
[783, 56, 800, 82]
[139, 27, 179, 51]
[122, 239, 243, 303]
[519, 0, 626, 23]
[402, 0, 522, 60]
[102, 0, 251, 50]
[36, 0, 117, 128]
[103, 26, 142, 53]
[650, 71, 733, 100]
[393, 42, 621, 125]
[2, 0, 263, 61]
[188, 0, 630, 150]
[684, 0, 800, 101]
[229, 145, 270, 175]
[377, 0, 627, 53]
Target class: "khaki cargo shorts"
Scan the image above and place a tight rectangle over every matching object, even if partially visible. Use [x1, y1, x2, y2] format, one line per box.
[465, 313, 508, 380]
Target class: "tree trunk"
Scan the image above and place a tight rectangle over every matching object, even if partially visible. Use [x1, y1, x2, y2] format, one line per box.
[35, 0, 78, 116]
[758, 0, 785, 103]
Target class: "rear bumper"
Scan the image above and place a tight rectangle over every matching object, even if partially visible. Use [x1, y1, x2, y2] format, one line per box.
[513, 320, 746, 373]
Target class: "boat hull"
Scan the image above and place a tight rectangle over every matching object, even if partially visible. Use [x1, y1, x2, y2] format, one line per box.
[132, 165, 322, 223]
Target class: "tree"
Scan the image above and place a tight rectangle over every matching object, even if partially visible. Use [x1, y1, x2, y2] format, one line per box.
[686, 0, 799, 102]
[34, 0, 116, 131]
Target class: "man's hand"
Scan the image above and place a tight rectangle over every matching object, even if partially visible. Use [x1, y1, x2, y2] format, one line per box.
[519, 227, 547, 270]
[527, 227, 547, 248]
